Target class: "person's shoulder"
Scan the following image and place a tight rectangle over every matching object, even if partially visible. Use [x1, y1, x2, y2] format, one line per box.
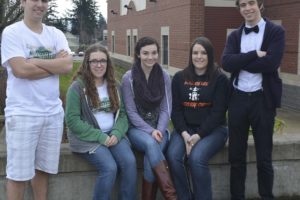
[228, 23, 244, 36]
[171, 70, 184, 84]
[69, 78, 84, 91]
[173, 70, 184, 79]
[265, 18, 284, 32]
[3, 21, 22, 34]
[43, 24, 66, 37]
[121, 69, 132, 83]
[162, 68, 171, 79]
[216, 70, 229, 83]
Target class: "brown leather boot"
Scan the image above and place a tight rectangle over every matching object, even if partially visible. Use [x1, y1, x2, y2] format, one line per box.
[142, 179, 158, 200]
[153, 160, 177, 200]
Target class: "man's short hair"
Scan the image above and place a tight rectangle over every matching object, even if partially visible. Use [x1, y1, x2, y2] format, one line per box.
[235, 0, 264, 8]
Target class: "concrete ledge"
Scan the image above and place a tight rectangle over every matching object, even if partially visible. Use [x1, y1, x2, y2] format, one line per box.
[1, 131, 300, 199]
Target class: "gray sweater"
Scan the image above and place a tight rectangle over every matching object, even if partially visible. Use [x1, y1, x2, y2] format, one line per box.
[121, 69, 172, 134]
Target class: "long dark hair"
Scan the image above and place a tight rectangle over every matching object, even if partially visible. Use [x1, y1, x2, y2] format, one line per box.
[73, 44, 119, 112]
[134, 36, 160, 64]
[183, 37, 220, 83]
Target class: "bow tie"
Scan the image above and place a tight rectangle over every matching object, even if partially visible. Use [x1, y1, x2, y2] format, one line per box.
[244, 25, 259, 34]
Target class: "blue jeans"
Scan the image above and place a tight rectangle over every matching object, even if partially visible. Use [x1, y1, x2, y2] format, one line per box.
[127, 128, 168, 182]
[78, 138, 137, 200]
[167, 126, 228, 200]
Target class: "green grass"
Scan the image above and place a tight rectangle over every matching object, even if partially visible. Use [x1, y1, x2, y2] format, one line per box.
[114, 65, 130, 83]
[60, 61, 80, 99]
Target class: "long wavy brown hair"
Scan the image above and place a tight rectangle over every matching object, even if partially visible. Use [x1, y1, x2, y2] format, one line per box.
[73, 44, 119, 112]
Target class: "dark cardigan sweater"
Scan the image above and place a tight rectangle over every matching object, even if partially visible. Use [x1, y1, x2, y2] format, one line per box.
[222, 18, 285, 109]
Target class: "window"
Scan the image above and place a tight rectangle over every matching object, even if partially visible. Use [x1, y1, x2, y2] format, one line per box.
[112, 35, 115, 53]
[127, 35, 131, 56]
[132, 29, 138, 54]
[126, 29, 133, 57]
[161, 27, 169, 66]
[133, 35, 138, 49]
[162, 35, 169, 65]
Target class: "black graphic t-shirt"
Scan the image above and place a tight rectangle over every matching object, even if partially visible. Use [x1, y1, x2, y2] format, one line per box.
[171, 71, 229, 137]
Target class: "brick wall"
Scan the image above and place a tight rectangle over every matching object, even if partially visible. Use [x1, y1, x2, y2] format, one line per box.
[108, 0, 300, 75]
[107, 0, 300, 111]
[108, 0, 202, 70]
[205, 7, 242, 64]
[265, 0, 300, 74]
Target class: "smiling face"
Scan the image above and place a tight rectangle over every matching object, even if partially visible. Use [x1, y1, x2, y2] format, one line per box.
[192, 43, 208, 75]
[89, 51, 108, 85]
[138, 44, 159, 70]
[22, 0, 49, 22]
[238, 0, 262, 26]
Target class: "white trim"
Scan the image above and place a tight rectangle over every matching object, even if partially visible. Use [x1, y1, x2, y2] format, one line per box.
[227, 28, 236, 37]
[205, 0, 235, 7]
[120, 0, 146, 16]
[280, 72, 300, 87]
[132, 29, 138, 36]
[167, 65, 181, 76]
[111, 31, 115, 53]
[161, 27, 169, 35]
[110, 52, 134, 64]
[132, 29, 138, 55]
[271, 20, 282, 26]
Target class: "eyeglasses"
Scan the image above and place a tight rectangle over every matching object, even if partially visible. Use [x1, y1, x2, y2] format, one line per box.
[89, 59, 107, 66]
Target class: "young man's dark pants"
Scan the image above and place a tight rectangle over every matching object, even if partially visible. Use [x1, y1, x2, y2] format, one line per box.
[228, 89, 275, 200]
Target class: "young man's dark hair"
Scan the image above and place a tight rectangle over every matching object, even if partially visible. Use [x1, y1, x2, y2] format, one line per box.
[235, 0, 264, 7]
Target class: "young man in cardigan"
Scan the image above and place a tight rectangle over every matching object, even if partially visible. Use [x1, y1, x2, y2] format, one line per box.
[222, 0, 285, 199]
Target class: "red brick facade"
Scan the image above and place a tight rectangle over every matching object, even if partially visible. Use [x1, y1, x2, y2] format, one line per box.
[108, 0, 201, 69]
[204, 7, 241, 63]
[264, 0, 300, 74]
[107, 0, 300, 75]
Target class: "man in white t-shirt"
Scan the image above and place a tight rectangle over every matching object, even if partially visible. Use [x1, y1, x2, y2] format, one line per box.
[0, 0, 73, 199]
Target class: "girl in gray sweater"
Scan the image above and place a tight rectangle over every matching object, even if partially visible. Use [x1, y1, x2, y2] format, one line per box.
[121, 37, 177, 200]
